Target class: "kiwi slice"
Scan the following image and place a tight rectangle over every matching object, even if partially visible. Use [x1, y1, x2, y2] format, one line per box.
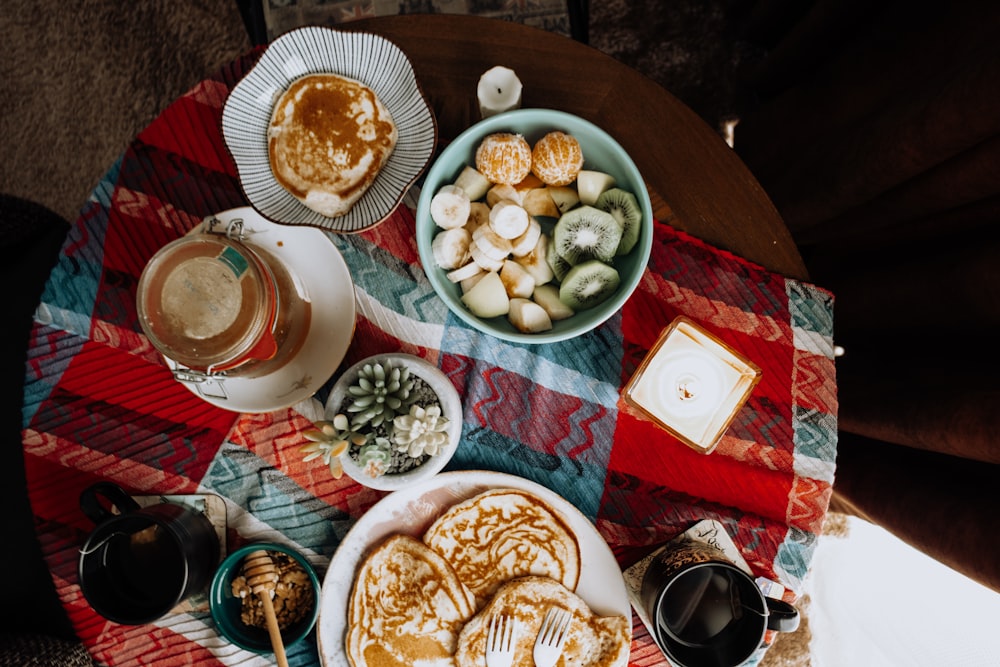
[545, 234, 573, 282]
[553, 206, 623, 265]
[558, 259, 621, 311]
[596, 188, 642, 256]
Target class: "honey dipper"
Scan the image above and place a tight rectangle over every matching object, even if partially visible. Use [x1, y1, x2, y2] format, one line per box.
[243, 550, 289, 667]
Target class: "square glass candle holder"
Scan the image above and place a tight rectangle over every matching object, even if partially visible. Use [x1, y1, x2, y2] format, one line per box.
[622, 316, 762, 454]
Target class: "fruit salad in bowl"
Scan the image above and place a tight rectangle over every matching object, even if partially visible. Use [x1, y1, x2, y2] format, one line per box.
[416, 108, 653, 343]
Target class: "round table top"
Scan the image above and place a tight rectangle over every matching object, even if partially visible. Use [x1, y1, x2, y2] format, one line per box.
[21, 15, 837, 666]
[343, 14, 809, 281]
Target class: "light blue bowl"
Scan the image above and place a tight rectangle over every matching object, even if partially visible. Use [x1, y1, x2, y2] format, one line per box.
[416, 108, 654, 344]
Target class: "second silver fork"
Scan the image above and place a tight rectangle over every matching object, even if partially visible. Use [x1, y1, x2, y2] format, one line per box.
[533, 607, 573, 667]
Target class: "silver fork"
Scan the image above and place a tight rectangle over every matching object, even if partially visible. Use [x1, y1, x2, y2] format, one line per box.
[485, 613, 518, 667]
[533, 607, 573, 667]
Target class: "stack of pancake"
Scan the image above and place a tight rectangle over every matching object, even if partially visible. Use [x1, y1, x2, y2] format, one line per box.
[267, 73, 397, 218]
[346, 488, 630, 667]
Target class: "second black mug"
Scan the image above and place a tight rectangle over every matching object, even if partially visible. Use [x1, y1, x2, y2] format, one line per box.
[640, 539, 799, 667]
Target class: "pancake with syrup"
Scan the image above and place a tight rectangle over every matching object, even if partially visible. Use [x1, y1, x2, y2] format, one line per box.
[454, 576, 631, 667]
[346, 534, 476, 667]
[267, 73, 397, 218]
[422, 488, 581, 607]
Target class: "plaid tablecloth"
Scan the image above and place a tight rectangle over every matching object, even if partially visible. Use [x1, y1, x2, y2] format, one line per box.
[21, 50, 837, 666]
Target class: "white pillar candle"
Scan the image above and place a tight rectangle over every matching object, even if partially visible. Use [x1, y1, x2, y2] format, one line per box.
[477, 66, 522, 118]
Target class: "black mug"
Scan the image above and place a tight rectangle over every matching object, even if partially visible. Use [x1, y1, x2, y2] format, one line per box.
[640, 540, 799, 667]
[77, 482, 220, 625]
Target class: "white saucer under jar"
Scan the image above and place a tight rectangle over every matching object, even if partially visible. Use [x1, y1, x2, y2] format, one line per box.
[324, 354, 462, 490]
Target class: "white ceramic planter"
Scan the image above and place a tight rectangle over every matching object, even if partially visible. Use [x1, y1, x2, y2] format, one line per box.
[324, 353, 462, 491]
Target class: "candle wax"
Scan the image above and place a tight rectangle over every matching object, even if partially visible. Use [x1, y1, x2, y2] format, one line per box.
[623, 318, 761, 453]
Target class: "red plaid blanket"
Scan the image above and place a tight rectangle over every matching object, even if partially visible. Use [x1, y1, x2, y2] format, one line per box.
[22, 51, 836, 666]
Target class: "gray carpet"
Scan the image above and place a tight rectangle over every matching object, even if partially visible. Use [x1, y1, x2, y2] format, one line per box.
[1, 0, 252, 222]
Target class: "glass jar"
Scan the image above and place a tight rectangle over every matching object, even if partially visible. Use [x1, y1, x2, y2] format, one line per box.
[136, 223, 310, 380]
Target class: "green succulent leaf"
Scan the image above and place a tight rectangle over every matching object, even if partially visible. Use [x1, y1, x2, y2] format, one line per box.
[350, 394, 376, 408]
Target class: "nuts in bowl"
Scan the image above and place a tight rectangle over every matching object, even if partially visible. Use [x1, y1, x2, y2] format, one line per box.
[416, 109, 653, 343]
[209, 543, 321, 654]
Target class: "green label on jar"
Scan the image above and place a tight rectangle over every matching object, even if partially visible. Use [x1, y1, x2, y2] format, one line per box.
[217, 246, 249, 278]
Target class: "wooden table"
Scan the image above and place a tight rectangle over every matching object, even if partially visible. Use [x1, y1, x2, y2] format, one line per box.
[22, 14, 836, 667]
[344, 15, 809, 281]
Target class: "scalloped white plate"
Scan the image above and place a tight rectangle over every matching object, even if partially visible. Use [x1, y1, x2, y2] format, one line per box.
[222, 26, 437, 233]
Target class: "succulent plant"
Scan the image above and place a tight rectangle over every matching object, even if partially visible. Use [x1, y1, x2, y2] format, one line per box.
[300, 414, 367, 479]
[392, 404, 450, 458]
[357, 437, 393, 478]
[345, 360, 416, 429]
[302, 357, 458, 480]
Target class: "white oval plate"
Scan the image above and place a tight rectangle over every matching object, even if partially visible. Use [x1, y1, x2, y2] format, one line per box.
[167, 206, 356, 413]
[222, 26, 437, 233]
[317, 470, 632, 666]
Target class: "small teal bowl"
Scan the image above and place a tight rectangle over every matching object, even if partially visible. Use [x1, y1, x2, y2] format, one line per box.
[209, 543, 321, 654]
[416, 108, 654, 344]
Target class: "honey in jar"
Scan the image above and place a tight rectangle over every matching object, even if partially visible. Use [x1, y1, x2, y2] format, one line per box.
[136, 230, 309, 379]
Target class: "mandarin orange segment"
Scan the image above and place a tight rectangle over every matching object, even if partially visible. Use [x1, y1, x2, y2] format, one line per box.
[531, 131, 584, 186]
[475, 133, 533, 185]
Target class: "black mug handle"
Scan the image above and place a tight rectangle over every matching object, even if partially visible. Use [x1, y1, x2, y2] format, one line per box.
[765, 597, 800, 633]
[80, 482, 141, 525]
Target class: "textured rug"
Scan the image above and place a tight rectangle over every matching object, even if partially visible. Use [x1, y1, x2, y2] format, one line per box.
[261, 0, 575, 42]
[1, 0, 252, 222]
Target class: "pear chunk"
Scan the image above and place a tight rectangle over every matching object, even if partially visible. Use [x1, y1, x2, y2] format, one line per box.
[532, 284, 575, 321]
[575, 170, 617, 206]
[521, 188, 560, 218]
[508, 297, 553, 333]
[460, 270, 509, 318]
[500, 259, 536, 299]
[548, 185, 581, 214]
[453, 165, 491, 202]
[514, 232, 554, 286]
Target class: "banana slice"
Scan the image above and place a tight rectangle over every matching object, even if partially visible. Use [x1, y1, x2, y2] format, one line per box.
[432, 228, 472, 270]
[486, 184, 523, 208]
[446, 261, 484, 283]
[470, 242, 505, 271]
[489, 200, 530, 239]
[472, 224, 513, 261]
[465, 201, 491, 235]
[510, 216, 542, 257]
[431, 185, 472, 229]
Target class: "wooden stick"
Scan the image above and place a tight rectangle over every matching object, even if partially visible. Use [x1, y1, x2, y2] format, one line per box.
[244, 550, 289, 667]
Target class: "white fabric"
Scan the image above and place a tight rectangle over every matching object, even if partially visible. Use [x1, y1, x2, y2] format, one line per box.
[804, 516, 1000, 666]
